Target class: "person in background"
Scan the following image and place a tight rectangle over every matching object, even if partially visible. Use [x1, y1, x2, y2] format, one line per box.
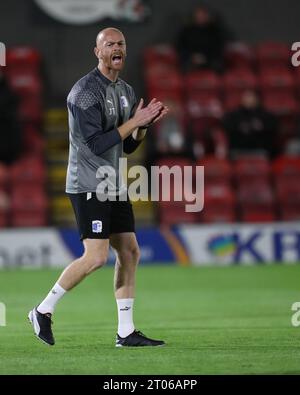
[223, 90, 279, 158]
[176, 4, 232, 73]
[0, 70, 21, 164]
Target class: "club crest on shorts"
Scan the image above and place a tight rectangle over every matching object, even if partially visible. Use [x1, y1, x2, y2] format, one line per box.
[120, 96, 129, 108]
[92, 220, 102, 233]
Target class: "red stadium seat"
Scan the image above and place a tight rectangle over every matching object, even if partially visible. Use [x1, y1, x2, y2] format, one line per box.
[204, 183, 235, 204]
[10, 156, 46, 186]
[0, 214, 8, 227]
[186, 92, 223, 119]
[275, 178, 300, 221]
[223, 91, 247, 111]
[280, 207, 300, 221]
[294, 66, 300, 98]
[144, 45, 178, 67]
[147, 90, 183, 104]
[201, 206, 236, 223]
[0, 163, 8, 190]
[272, 156, 300, 180]
[158, 205, 198, 226]
[201, 183, 236, 223]
[262, 92, 298, 116]
[5, 48, 43, 123]
[146, 69, 183, 98]
[19, 96, 43, 123]
[197, 156, 232, 184]
[222, 70, 258, 111]
[237, 180, 274, 203]
[155, 156, 194, 177]
[188, 117, 222, 140]
[7, 71, 42, 95]
[262, 92, 299, 138]
[11, 212, 48, 227]
[256, 42, 291, 70]
[237, 180, 276, 222]
[0, 189, 9, 227]
[23, 126, 45, 157]
[240, 209, 276, 223]
[6, 47, 41, 73]
[222, 69, 258, 93]
[144, 62, 178, 79]
[187, 90, 220, 101]
[7, 71, 43, 122]
[10, 185, 48, 227]
[259, 68, 295, 95]
[224, 42, 255, 70]
[234, 155, 271, 183]
[212, 127, 229, 159]
[185, 70, 221, 96]
[276, 178, 300, 204]
[155, 157, 194, 169]
[11, 186, 47, 211]
[189, 124, 228, 158]
[154, 158, 196, 212]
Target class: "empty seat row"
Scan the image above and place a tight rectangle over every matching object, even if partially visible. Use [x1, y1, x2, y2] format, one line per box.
[1, 46, 43, 123]
[155, 155, 300, 225]
[0, 156, 48, 227]
[144, 42, 294, 71]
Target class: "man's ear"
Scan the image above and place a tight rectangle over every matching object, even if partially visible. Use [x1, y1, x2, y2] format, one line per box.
[94, 47, 100, 59]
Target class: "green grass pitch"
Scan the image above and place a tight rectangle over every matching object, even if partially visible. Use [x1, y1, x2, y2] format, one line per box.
[0, 264, 300, 375]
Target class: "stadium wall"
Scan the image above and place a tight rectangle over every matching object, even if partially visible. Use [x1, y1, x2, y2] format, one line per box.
[0, 223, 299, 268]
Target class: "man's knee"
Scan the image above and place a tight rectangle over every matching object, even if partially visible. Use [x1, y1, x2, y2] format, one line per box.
[82, 239, 109, 274]
[84, 255, 107, 274]
[118, 244, 140, 266]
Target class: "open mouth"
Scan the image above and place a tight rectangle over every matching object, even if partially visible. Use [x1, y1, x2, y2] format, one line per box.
[112, 54, 123, 65]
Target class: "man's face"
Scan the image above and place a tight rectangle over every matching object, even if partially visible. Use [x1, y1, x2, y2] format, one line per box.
[241, 91, 259, 109]
[194, 7, 210, 25]
[96, 30, 126, 72]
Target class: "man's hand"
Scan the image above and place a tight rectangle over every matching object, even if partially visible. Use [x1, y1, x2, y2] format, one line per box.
[131, 98, 162, 128]
[132, 98, 169, 128]
[130, 98, 170, 141]
[118, 98, 166, 141]
[146, 98, 169, 126]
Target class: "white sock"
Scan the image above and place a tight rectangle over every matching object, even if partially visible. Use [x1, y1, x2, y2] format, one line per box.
[117, 298, 135, 338]
[37, 283, 67, 315]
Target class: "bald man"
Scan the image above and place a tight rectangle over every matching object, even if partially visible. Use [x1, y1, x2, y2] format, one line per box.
[28, 28, 168, 347]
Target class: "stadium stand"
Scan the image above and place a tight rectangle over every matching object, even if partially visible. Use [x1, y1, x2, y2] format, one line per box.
[0, 46, 48, 227]
[1, 39, 299, 228]
[0, 163, 9, 227]
[144, 40, 300, 225]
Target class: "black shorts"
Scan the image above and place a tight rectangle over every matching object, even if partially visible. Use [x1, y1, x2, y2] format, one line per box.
[68, 192, 135, 240]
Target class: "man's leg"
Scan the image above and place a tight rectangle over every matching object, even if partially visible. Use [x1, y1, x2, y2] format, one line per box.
[110, 232, 140, 338]
[28, 239, 109, 345]
[110, 232, 140, 299]
[110, 232, 165, 347]
[58, 238, 109, 290]
[38, 239, 109, 313]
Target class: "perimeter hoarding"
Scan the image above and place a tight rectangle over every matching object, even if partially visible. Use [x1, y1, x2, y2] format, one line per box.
[0, 223, 299, 268]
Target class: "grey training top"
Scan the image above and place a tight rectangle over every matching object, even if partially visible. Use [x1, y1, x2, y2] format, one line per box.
[66, 67, 141, 194]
